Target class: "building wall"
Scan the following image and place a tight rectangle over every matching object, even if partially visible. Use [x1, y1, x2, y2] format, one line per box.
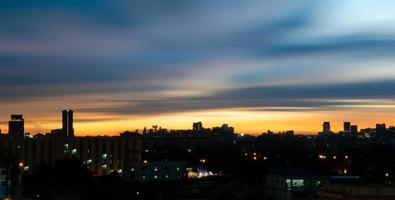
[0, 166, 10, 198]
[0, 133, 140, 176]
[265, 175, 320, 200]
[124, 161, 187, 182]
[319, 184, 395, 200]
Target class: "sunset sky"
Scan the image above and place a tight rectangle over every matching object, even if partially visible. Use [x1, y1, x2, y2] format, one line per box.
[1, 0, 395, 135]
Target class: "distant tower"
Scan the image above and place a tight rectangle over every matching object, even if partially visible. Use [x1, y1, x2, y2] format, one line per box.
[344, 122, 351, 134]
[376, 123, 386, 139]
[351, 125, 358, 137]
[62, 110, 74, 139]
[193, 122, 203, 131]
[322, 122, 331, 135]
[9, 114, 24, 138]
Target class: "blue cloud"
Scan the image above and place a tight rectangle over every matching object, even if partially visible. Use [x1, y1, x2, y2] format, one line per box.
[1, 0, 395, 117]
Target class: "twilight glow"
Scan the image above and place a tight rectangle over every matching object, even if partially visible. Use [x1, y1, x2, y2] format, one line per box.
[1, 0, 395, 135]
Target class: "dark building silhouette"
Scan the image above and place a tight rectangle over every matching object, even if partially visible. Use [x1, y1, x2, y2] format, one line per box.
[62, 110, 74, 140]
[351, 125, 358, 137]
[193, 122, 203, 131]
[320, 183, 395, 199]
[0, 131, 140, 176]
[322, 122, 331, 135]
[0, 111, 140, 177]
[141, 123, 236, 154]
[124, 160, 187, 182]
[344, 122, 351, 134]
[376, 123, 386, 140]
[8, 115, 24, 138]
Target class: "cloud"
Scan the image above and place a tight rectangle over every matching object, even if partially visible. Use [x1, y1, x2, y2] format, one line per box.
[1, 0, 395, 131]
[76, 80, 395, 116]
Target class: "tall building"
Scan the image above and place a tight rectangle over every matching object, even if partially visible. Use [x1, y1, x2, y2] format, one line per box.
[376, 123, 386, 139]
[351, 125, 358, 137]
[62, 110, 74, 139]
[193, 122, 203, 131]
[0, 112, 141, 177]
[344, 122, 351, 134]
[8, 115, 24, 138]
[323, 122, 331, 135]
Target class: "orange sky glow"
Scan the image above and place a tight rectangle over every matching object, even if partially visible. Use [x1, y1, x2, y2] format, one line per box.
[1, 107, 395, 136]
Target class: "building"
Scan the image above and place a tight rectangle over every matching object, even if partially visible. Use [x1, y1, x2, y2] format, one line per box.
[0, 154, 10, 199]
[141, 128, 236, 154]
[62, 110, 74, 140]
[376, 123, 386, 139]
[350, 125, 358, 137]
[322, 122, 331, 135]
[193, 122, 203, 132]
[4, 131, 140, 176]
[319, 183, 395, 200]
[265, 169, 323, 200]
[8, 115, 24, 138]
[343, 122, 351, 134]
[0, 111, 141, 177]
[124, 160, 187, 182]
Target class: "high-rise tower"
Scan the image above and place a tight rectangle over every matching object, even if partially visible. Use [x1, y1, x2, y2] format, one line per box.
[9, 114, 24, 138]
[62, 110, 74, 139]
[344, 122, 351, 134]
[322, 121, 331, 135]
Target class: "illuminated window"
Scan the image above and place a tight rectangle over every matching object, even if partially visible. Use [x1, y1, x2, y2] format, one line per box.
[293, 179, 304, 187]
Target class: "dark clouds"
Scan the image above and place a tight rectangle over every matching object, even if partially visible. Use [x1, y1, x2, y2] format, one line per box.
[1, 0, 395, 117]
[78, 80, 395, 115]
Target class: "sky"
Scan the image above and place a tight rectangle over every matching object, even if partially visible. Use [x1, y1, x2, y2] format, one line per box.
[1, 0, 395, 135]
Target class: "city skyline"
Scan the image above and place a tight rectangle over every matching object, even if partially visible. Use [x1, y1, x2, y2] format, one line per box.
[1, 110, 395, 135]
[2, 1, 395, 135]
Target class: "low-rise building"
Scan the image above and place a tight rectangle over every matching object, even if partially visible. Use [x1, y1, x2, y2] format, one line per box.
[124, 160, 187, 182]
[319, 183, 395, 200]
[265, 169, 323, 200]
